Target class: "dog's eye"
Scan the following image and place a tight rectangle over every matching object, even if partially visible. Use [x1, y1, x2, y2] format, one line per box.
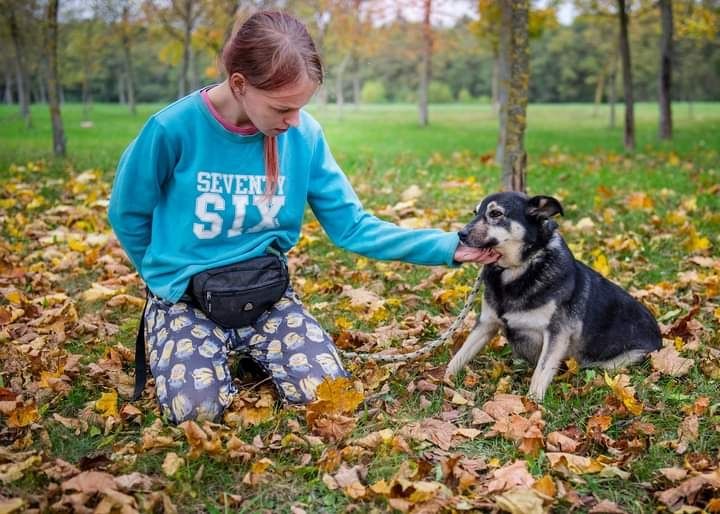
[488, 209, 503, 219]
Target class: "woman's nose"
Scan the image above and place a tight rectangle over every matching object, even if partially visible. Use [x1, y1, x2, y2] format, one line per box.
[285, 111, 300, 127]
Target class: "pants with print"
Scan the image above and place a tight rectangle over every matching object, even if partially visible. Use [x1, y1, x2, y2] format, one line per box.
[144, 286, 349, 424]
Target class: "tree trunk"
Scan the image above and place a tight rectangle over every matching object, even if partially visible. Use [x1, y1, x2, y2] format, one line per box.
[46, 0, 66, 157]
[352, 66, 360, 108]
[609, 56, 617, 128]
[3, 70, 13, 104]
[418, 0, 432, 126]
[617, 0, 635, 151]
[497, 0, 529, 192]
[121, 2, 137, 114]
[492, 46, 501, 115]
[118, 73, 127, 104]
[593, 68, 605, 117]
[176, 0, 194, 98]
[8, 7, 31, 127]
[658, 0, 673, 139]
[335, 54, 349, 120]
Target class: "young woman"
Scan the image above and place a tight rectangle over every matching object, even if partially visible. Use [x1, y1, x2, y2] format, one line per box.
[108, 11, 497, 424]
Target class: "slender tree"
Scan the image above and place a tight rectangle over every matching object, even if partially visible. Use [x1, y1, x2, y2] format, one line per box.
[497, 0, 530, 192]
[617, 0, 635, 151]
[6, 3, 32, 127]
[46, 0, 66, 156]
[658, 0, 673, 139]
[418, 0, 432, 126]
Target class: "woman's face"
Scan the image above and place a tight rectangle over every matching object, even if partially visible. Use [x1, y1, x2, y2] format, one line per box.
[235, 73, 318, 136]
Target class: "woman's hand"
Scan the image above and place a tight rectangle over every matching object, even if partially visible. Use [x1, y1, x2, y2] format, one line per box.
[454, 244, 501, 264]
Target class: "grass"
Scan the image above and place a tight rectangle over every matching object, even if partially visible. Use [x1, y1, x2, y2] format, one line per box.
[1, 101, 719, 513]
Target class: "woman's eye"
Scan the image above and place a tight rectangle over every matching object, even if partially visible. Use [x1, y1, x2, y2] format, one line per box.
[488, 210, 503, 219]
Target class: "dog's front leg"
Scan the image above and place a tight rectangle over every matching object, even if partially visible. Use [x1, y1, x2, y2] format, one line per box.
[528, 329, 569, 402]
[445, 300, 501, 378]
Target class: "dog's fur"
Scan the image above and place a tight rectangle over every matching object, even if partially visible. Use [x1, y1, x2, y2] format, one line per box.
[445, 192, 661, 401]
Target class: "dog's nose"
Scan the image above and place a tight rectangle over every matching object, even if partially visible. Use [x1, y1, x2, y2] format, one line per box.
[458, 228, 469, 242]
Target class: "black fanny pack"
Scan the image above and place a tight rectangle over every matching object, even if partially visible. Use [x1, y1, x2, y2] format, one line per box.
[189, 252, 289, 329]
[133, 249, 289, 401]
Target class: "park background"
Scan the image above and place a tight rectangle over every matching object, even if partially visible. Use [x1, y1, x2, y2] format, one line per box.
[1, 1, 719, 513]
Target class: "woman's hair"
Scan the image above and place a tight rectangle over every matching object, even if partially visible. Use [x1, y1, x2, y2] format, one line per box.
[222, 11, 323, 196]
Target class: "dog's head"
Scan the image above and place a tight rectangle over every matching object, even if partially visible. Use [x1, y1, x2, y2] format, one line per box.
[458, 192, 564, 268]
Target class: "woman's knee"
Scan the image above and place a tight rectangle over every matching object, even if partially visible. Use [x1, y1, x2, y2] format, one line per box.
[157, 378, 235, 424]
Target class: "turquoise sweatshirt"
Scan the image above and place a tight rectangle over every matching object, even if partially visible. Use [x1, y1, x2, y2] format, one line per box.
[108, 90, 460, 302]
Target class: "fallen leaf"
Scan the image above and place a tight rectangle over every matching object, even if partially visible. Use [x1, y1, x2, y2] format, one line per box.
[495, 486, 546, 514]
[95, 390, 118, 418]
[61, 470, 117, 493]
[658, 467, 687, 482]
[589, 499, 627, 513]
[672, 415, 699, 454]
[0, 498, 25, 514]
[604, 373, 643, 416]
[650, 346, 695, 376]
[162, 452, 184, 477]
[486, 460, 535, 494]
[0, 455, 41, 483]
[655, 470, 720, 509]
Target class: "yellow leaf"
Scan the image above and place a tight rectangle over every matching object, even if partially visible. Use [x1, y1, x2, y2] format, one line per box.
[604, 373, 643, 416]
[2, 290, 24, 306]
[592, 253, 610, 277]
[335, 317, 353, 330]
[68, 238, 89, 252]
[95, 391, 118, 418]
[306, 377, 364, 426]
[685, 226, 711, 253]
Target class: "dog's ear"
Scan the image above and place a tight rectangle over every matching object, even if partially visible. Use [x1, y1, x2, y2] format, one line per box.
[526, 196, 564, 219]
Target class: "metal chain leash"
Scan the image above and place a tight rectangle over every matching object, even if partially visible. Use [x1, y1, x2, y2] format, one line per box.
[338, 270, 483, 363]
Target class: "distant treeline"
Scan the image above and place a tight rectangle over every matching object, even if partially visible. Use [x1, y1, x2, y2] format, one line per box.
[2, 1, 718, 106]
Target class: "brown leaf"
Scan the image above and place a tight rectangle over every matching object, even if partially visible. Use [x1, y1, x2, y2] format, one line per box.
[546, 431, 580, 453]
[485, 460, 535, 494]
[650, 346, 694, 376]
[655, 470, 720, 508]
[482, 394, 526, 419]
[332, 464, 367, 499]
[589, 499, 627, 513]
[658, 467, 687, 482]
[61, 470, 117, 494]
[400, 418, 456, 451]
[312, 413, 357, 442]
[672, 415, 699, 454]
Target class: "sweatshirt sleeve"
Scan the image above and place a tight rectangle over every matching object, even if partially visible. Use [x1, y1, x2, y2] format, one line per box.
[108, 117, 176, 274]
[307, 129, 459, 266]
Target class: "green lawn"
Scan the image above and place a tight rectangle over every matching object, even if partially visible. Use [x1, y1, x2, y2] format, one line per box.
[1, 101, 719, 513]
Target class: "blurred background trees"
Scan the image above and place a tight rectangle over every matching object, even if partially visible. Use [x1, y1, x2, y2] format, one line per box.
[2, 0, 715, 107]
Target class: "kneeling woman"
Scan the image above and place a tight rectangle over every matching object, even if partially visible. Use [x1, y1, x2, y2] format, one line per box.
[108, 11, 495, 424]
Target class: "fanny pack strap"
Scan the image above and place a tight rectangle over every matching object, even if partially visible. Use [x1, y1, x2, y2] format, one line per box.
[132, 297, 148, 401]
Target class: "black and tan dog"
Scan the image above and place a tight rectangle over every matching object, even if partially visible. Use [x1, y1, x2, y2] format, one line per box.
[445, 192, 661, 401]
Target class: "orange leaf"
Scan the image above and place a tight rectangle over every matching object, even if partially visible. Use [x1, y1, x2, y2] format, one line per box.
[7, 403, 39, 428]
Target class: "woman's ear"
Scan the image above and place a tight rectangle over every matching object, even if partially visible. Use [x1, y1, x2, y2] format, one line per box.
[229, 73, 247, 97]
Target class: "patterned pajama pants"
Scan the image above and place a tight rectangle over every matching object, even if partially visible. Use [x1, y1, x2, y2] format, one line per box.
[144, 287, 349, 424]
